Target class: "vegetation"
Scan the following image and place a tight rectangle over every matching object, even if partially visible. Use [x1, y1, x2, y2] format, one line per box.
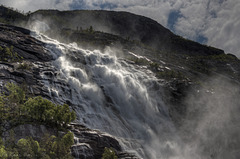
[0, 5, 27, 24]
[0, 131, 74, 159]
[131, 58, 149, 65]
[208, 53, 237, 62]
[0, 82, 76, 130]
[0, 83, 76, 158]
[156, 70, 185, 79]
[0, 45, 23, 62]
[129, 57, 187, 80]
[17, 62, 31, 70]
[101, 147, 118, 159]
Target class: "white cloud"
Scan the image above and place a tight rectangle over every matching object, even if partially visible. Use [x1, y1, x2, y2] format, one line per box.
[83, 0, 184, 27]
[0, 0, 73, 12]
[72, 0, 240, 56]
[174, 1, 209, 39]
[203, 1, 240, 55]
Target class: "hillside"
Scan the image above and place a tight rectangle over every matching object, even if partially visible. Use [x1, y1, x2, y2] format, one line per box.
[27, 9, 225, 56]
[22, 8, 240, 83]
[0, 5, 240, 159]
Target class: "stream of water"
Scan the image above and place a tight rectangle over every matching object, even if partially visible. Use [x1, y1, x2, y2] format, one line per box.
[31, 32, 189, 159]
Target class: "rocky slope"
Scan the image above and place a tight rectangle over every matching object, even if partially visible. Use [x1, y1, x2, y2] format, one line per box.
[0, 23, 139, 159]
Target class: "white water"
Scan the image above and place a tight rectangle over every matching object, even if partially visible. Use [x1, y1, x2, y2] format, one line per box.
[32, 32, 182, 159]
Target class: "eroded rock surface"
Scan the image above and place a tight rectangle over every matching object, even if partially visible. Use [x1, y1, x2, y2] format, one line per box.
[0, 23, 139, 159]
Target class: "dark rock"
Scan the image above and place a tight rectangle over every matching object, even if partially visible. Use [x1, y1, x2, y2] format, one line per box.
[69, 123, 140, 159]
[0, 23, 53, 61]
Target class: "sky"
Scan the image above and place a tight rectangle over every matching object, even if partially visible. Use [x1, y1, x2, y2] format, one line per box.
[0, 0, 239, 56]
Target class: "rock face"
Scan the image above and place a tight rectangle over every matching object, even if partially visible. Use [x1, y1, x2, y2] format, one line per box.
[0, 24, 52, 61]
[70, 123, 122, 159]
[0, 23, 139, 159]
[0, 23, 52, 95]
[4, 123, 135, 159]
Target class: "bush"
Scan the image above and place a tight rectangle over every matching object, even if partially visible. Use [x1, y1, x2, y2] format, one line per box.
[24, 96, 76, 128]
[0, 82, 76, 132]
[101, 147, 118, 159]
[15, 132, 74, 159]
[17, 62, 31, 70]
[0, 83, 76, 158]
[0, 45, 23, 62]
[0, 138, 8, 159]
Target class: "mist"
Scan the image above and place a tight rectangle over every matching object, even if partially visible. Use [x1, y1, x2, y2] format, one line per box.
[176, 77, 240, 159]
[145, 76, 240, 159]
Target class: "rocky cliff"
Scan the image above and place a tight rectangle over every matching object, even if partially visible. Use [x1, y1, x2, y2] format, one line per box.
[0, 23, 139, 159]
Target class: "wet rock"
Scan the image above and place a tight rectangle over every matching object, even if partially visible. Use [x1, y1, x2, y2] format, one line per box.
[0, 23, 53, 61]
[0, 24, 140, 159]
[69, 123, 140, 159]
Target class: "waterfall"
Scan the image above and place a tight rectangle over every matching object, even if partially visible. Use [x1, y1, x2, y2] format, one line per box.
[31, 32, 181, 159]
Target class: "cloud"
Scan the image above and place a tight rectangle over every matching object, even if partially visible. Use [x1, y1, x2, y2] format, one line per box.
[0, 0, 73, 12]
[173, 0, 240, 56]
[174, 1, 209, 40]
[81, 0, 240, 56]
[80, 0, 184, 27]
[0, 0, 239, 56]
[203, 1, 240, 55]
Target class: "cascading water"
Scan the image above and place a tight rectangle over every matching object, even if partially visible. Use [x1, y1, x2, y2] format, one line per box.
[31, 32, 181, 159]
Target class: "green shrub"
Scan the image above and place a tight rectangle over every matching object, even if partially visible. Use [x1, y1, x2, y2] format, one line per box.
[17, 62, 31, 70]
[0, 82, 76, 131]
[24, 97, 76, 128]
[0, 82, 76, 158]
[101, 147, 118, 159]
[15, 132, 74, 159]
[0, 45, 23, 62]
[0, 147, 8, 159]
[51, 131, 74, 159]
[156, 70, 185, 80]
[6, 82, 26, 105]
[0, 138, 8, 159]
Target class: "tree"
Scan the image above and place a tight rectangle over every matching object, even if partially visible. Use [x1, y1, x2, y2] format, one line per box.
[52, 131, 74, 159]
[23, 96, 55, 122]
[40, 134, 56, 158]
[5, 130, 19, 159]
[0, 147, 8, 159]
[0, 82, 76, 158]
[0, 96, 6, 124]
[0, 138, 8, 159]
[101, 147, 118, 159]
[23, 96, 75, 127]
[17, 137, 44, 159]
[5, 82, 25, 117]
[56, 104, 76, 127]
[89, 26, 93, 33]
[17, 138, 34, 158]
